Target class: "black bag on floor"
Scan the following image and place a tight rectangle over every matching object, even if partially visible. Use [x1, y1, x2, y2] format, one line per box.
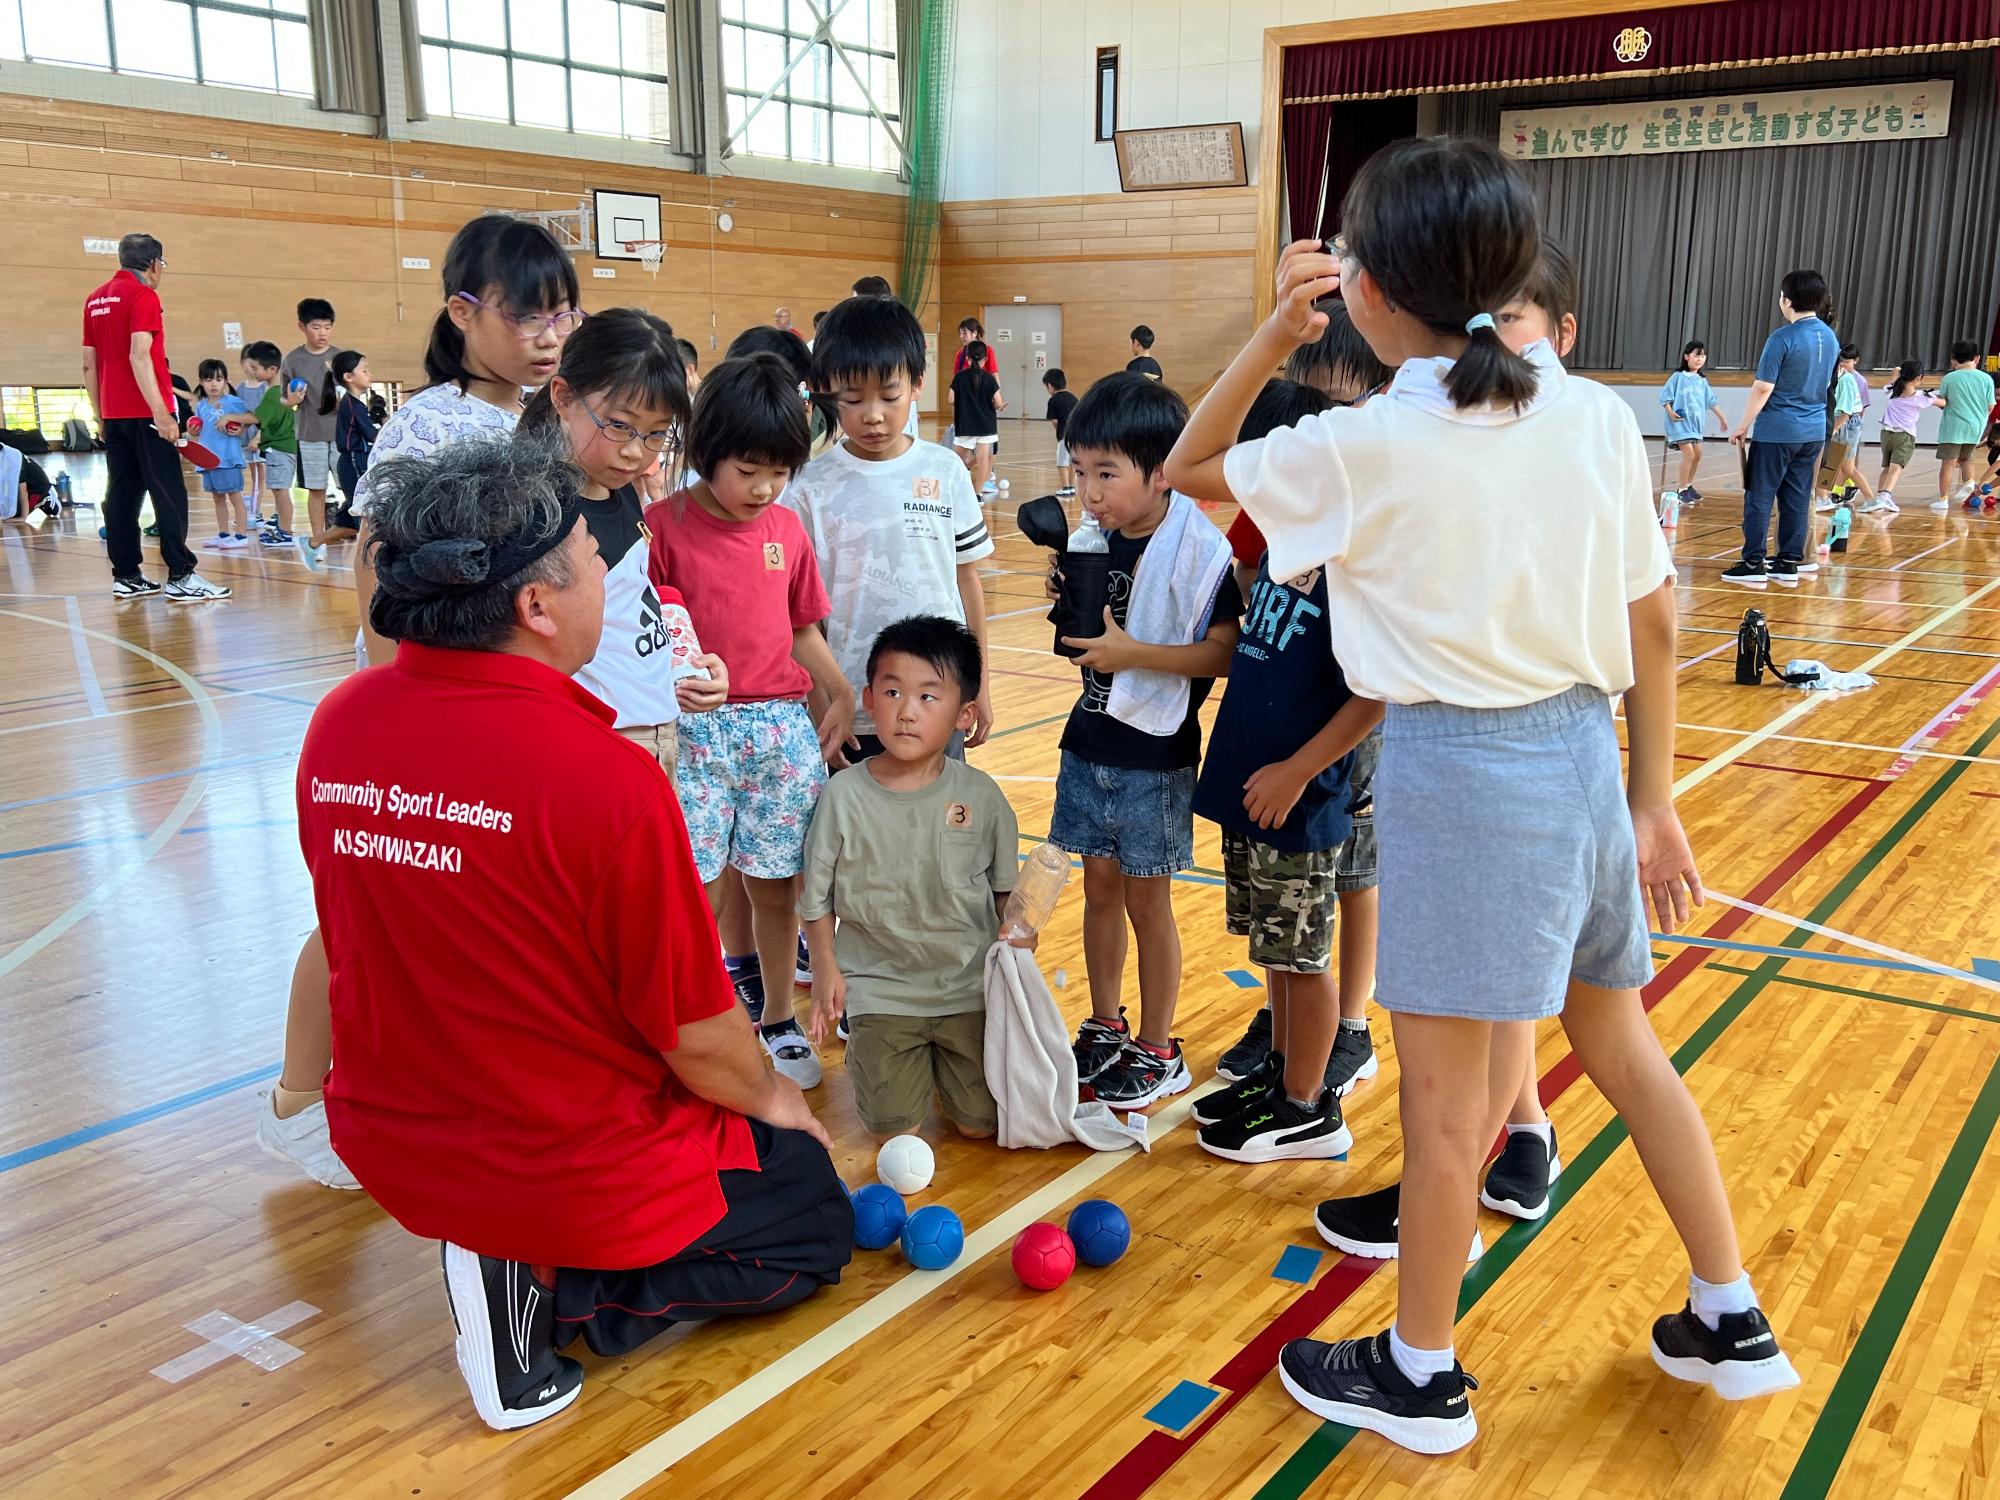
[62, 418, 96, 452]
[1734, 608, 1769, 684]
[1017, 495, 1112, 661]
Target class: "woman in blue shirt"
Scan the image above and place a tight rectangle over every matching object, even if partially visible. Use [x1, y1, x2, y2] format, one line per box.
[1659, 341, 1722, 511]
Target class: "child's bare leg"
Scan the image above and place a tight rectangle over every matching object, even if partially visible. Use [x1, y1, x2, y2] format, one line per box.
[274, 928, 333, 1116]
[1336, 886, 1375, 1022]
[1505, 1022, 1547, 1126]
[1266, 969, 1289, 1059]
[212, 494, 229, 534]
[1877, 460, 1904, 494]
[1677, 444, 1699, 491]
[1839, 458, 1874, 500]
[307, 488, 329, 545]
[274, 482, 294, 534]
[1122, 873, 1179, 1046]
[1081, 856, 1128, 1022]
[742, 873, 800, 1026]
[1280, 969, 1338, 1101]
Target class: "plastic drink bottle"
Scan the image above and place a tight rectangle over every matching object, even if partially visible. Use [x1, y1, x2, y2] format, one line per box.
[1003, 841, 1072, 940]
[1067, 511, 1108, 554]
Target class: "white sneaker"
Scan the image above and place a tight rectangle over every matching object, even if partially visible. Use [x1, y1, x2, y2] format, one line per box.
[202, 533, 232, 550]
[1813, 496, 1835, 513]
[1879, 493, 1899, 513]
[295, 533, 326, 573]
[256, 1091, 362, 1189]
[760, 1019, 823, 1089]
[164, 572, 232, 602]
[1859, 497, 1890, 514]
[1931, 498, 1951, 512]
[220, 533, 251, 550]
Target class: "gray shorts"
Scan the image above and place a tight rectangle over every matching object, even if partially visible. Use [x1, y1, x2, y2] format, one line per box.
[299, 439, 332, 490]
[1375, 685, 1651, 1021]
[263, 449, 298, 490]
[1057, 440, 1072, 467]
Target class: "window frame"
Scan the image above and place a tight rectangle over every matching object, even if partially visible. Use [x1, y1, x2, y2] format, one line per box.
[712, 0, 905, 176]
[1095, 45, 1119, 144]
[7, 0, 312, 98]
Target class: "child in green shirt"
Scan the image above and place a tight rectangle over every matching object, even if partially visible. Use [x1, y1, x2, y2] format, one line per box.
[242, 340, 298, 543]
[1936, 340, 1996, 510]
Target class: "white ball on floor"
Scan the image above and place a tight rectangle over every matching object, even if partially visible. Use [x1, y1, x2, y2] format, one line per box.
[877, 1134, 935, 1195]
[998, 478, 1010, 491]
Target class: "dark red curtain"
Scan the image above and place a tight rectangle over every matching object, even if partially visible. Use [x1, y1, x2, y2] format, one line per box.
[1283, 0, 2000, 102]
[1321, 98, 1420, 236]
[1282, 101, 1334, 242]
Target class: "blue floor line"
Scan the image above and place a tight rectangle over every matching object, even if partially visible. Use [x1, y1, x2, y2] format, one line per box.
[0, 1063, 282, 1174]
[0, 749, 295, 815]
[0, 816, 298, 862]
[1658, 931, 1939, 977]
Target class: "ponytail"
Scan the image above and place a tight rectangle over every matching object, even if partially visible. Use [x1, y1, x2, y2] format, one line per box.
[423, 213, 580, 393]
[1889, 359, 1921, 400]
[1446, 321, 1539, 411]
[518, 384, 558, 437]
[319, 366, 340, 417]
[423, 304, 470, 391]
[322, 349, 368, 417]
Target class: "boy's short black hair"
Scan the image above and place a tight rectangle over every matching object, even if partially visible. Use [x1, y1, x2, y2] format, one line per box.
[1043, 367, 1067, 390]
[684, 354, 812, 478]
[1129, 324, 1155, 349]
[852, 274, 894, 297]
[812, 310, 828, 330]
[1240, 378, 1333, 443]
[1064, 371, 1188, 477]
[1839, 342, 1860, 362]
[810, 294, 928, 389]
[1779, 270, 1827, 315]
[726, 324, 810, 385]
[1950, 339, 1980, 364]
[1285, 299, 1391, 399]
[676, 337, 700, 371]
[297, 297, 335, 325]
[865, 614, 982, 702]
[243, 340, 282, 368]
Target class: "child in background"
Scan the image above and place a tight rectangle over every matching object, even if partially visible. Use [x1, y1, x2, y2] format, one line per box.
[1127, 325, 1163, 381]
[792, 294, 996, 758]
[803, 616, 1021, 1139]
[1192, 378, 1384, 1165]
[194, 359, 252, 550]
[522, 306, 725, 782]
[1815, 345, 1875, 511]
[282, 297, 345, 561]
[953, 318, 1001, 490]
[1864, 361, 1933, 513]
[237, 354, 270, 526]
[646, 354, 854, 1089]
[1052, 372, 1241, 1108]
[324, 351, 376, 535]
[1044, 368, 1078, 496]
[1937, 341, 1997, 509]
[1169, 137, 1795, 1452]
[240, 341, 298, 547]
[948, 339, 1004, 497]
[676, 337, 702, 393]
[1659, 341, 1723, 509]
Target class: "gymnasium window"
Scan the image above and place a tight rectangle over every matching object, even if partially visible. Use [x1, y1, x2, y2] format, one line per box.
[718, 0, 903, 174]
[415, 0, 676, 143]
[1, 387, 95, 440]
[0, 0, 312, 96]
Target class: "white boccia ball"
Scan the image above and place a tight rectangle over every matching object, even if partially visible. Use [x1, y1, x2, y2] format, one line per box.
[998, 478, 1010, 491]
[876, 1134, 935, 1195]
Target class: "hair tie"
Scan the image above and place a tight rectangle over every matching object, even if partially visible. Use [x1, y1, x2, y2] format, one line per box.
[1465, 313, 1496, 334]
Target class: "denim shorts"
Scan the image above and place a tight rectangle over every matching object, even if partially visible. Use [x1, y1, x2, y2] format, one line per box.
[200, 466, 245, 494]
[677, 699, 825, 884]
[1049, 751, 1193, 878]
[1335, 727, 1380, 893]
[1375, 685, 1652, 1021]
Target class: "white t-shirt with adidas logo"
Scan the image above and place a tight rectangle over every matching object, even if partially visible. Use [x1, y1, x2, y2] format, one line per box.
[575, 486, 685, 729]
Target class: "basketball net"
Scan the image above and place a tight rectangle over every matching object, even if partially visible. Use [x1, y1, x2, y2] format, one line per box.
[625, 239, 665, 278]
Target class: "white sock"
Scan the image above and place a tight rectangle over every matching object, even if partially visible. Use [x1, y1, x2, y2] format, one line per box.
[1388, 1324, 1454, 1386]
[1688, 1271, 1757, 1330]
[1505, 1121, 1554, 1148]
[1338, 1017, 1369, 1034]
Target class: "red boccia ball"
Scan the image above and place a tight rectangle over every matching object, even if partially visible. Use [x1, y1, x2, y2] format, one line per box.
[1012, 1222, 1077, 1291]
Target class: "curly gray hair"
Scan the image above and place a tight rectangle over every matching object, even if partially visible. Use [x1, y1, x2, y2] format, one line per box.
[363, 431, 584, 651]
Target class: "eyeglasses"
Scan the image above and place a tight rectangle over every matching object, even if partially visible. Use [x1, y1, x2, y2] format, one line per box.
[574, 391, 677, 454]
[453, 292, 586, 340]
[1329, 234, 1353, 262]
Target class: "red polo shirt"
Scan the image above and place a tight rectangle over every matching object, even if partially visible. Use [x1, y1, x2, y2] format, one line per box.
[298, 642, 754, 1269]
[82, 269, 170, 421]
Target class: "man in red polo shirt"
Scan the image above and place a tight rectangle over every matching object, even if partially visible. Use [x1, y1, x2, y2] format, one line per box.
[296, 435, 851, 1431]
[80, 232, 229, 602]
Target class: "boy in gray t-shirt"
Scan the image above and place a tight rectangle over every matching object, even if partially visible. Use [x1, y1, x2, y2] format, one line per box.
[803, 617, 1022, 1137]
[279, 296, 346, 549]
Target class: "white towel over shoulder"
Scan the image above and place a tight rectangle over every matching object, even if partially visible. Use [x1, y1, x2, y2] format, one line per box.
[1105, 493, 1232, 738]
[983, 943, 1150, 1153]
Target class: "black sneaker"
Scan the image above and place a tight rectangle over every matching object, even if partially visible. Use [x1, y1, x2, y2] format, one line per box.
[1199, 1087, 1352, 1163]
[1325, 1026, 1378, 1097]
[1193, 1050, 1281, 1126]
[733, 967, 766, 1025]
[836, 1013, 850, 1042]
[1721, 560, 1768, 588]
[1479, 1127, 1560, 1221]
[1767, 558, 1799, 587]
[1216, 1008, 1273, 1082]
[111, 574, 162, 599]
[795, 932, 813, 986]
[1091, 1039, 1191, 1108]
[440, 1243, 584, 1431]
[1314, 1182, 1484, 1263]
[1277, 1330, 1479, 1455]
[1072, 1009, 1130, 1083]
[1649, 1304, 1801, 1400]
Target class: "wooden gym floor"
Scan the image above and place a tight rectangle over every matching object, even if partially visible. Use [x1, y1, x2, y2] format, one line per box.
[3, 424, 1999, 1499]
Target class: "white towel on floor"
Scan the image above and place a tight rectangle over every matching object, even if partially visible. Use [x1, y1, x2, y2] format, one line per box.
[1105, 493, 1232, 738]
[983, 942, 1150, 1153]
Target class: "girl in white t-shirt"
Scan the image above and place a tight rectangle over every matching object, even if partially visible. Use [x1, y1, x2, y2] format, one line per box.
[1166, 137, 1795, 1454]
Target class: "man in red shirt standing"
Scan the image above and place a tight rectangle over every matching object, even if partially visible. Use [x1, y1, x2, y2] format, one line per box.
[80, 233, 230, 601]
[296, 435, 851, 1431]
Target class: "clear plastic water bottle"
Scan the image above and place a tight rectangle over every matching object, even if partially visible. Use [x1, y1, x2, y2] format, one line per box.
[1003, 841, 1072, 940]
[1660, 489, 1681, 530]
[1067, 510, 1108, 555]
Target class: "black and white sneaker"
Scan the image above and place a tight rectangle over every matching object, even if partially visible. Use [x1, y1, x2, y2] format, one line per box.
[1216, 1008, 1273, 1082]
[1192, 1050, 1281, 1126]
[1793, 556, 1820, 574]
[1480, 1127, 1560, 1221]
[112, 574, 162, 599]
[1325, 1027, 1378, 1097]
[440, 1243, 584, 1431]
[1721, 560, 1768, 588]
[733, 966, 766, 1025]
[795, 932, 814, 986]
[1314, 1182, 1484, 1263]
[1072, 1009, 1130, 1083]
[1090, 1038, 1191, 1108]
[761, 1017, 823, 1088]
[1278, 1330, 1479, 1455]
[1767, 558, 1799, 587]
[1649, 1304, 1801, 1400]
[1199, 1087, 1352, 1163]
[164, 572, 232, 602]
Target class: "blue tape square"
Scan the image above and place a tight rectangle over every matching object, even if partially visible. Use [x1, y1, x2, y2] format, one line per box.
[1224, 968, 1263, 989]
[1974, 958, 2000, 981]
[1144, 1379, 1222, 1432]
[1273, 1245, 1323, 1284]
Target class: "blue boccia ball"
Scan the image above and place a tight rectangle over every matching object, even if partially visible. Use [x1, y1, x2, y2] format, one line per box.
[851, 1183, 908, 1250]
[900, 1205, 965, 1270]
[1066, 1199, 1130, 1267]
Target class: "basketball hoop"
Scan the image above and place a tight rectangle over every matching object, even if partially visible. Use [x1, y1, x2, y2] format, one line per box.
[624, 239, 665, 278]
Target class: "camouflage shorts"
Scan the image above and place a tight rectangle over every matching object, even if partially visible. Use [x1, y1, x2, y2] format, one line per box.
[1222, 831, 1341, 974]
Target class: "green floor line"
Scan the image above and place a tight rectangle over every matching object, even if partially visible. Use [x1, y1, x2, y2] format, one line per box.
[1258, 706, 2000, 1499]
[1708, 962, 2000, 1026]
[986, 710, 1071, 742]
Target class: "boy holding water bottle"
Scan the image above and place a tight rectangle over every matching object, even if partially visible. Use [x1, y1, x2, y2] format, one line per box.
[803, 617, 1021, 1138]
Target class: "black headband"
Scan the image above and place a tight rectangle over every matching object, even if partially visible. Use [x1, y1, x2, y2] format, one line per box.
[397, 492, 583, 592]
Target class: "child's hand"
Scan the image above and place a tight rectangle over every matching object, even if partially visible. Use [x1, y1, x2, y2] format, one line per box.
[1005, 926, 1040, 952]
[1242, 757, 1311, 830]
[1631, 800, 1705, 934]
[1268, 239, 1340, 347]
[1062, 607, 1142, 672]
[808, 968, 847, 1045]
[816, 692, 858, 765]
[968, 687, 994, 747]
[1044, 559, 1063, 601]
[676, 654, 729, 712]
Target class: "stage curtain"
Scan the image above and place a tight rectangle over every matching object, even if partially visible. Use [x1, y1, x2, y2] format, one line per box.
[1321, 98, 1419, 235]
[1284, 0, 2000, 103]
[1282, 102, 1334, 242]
[1435, 49, 2000, 370]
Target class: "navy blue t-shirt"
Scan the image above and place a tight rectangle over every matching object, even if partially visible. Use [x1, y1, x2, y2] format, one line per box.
[1193, 558, 1354, 854]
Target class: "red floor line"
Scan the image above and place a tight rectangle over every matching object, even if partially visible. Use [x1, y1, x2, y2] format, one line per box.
[1079, 775, 1892, 1500]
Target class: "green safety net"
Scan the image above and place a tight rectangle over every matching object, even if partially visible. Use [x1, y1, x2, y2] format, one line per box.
[896, 0, 956, 324]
